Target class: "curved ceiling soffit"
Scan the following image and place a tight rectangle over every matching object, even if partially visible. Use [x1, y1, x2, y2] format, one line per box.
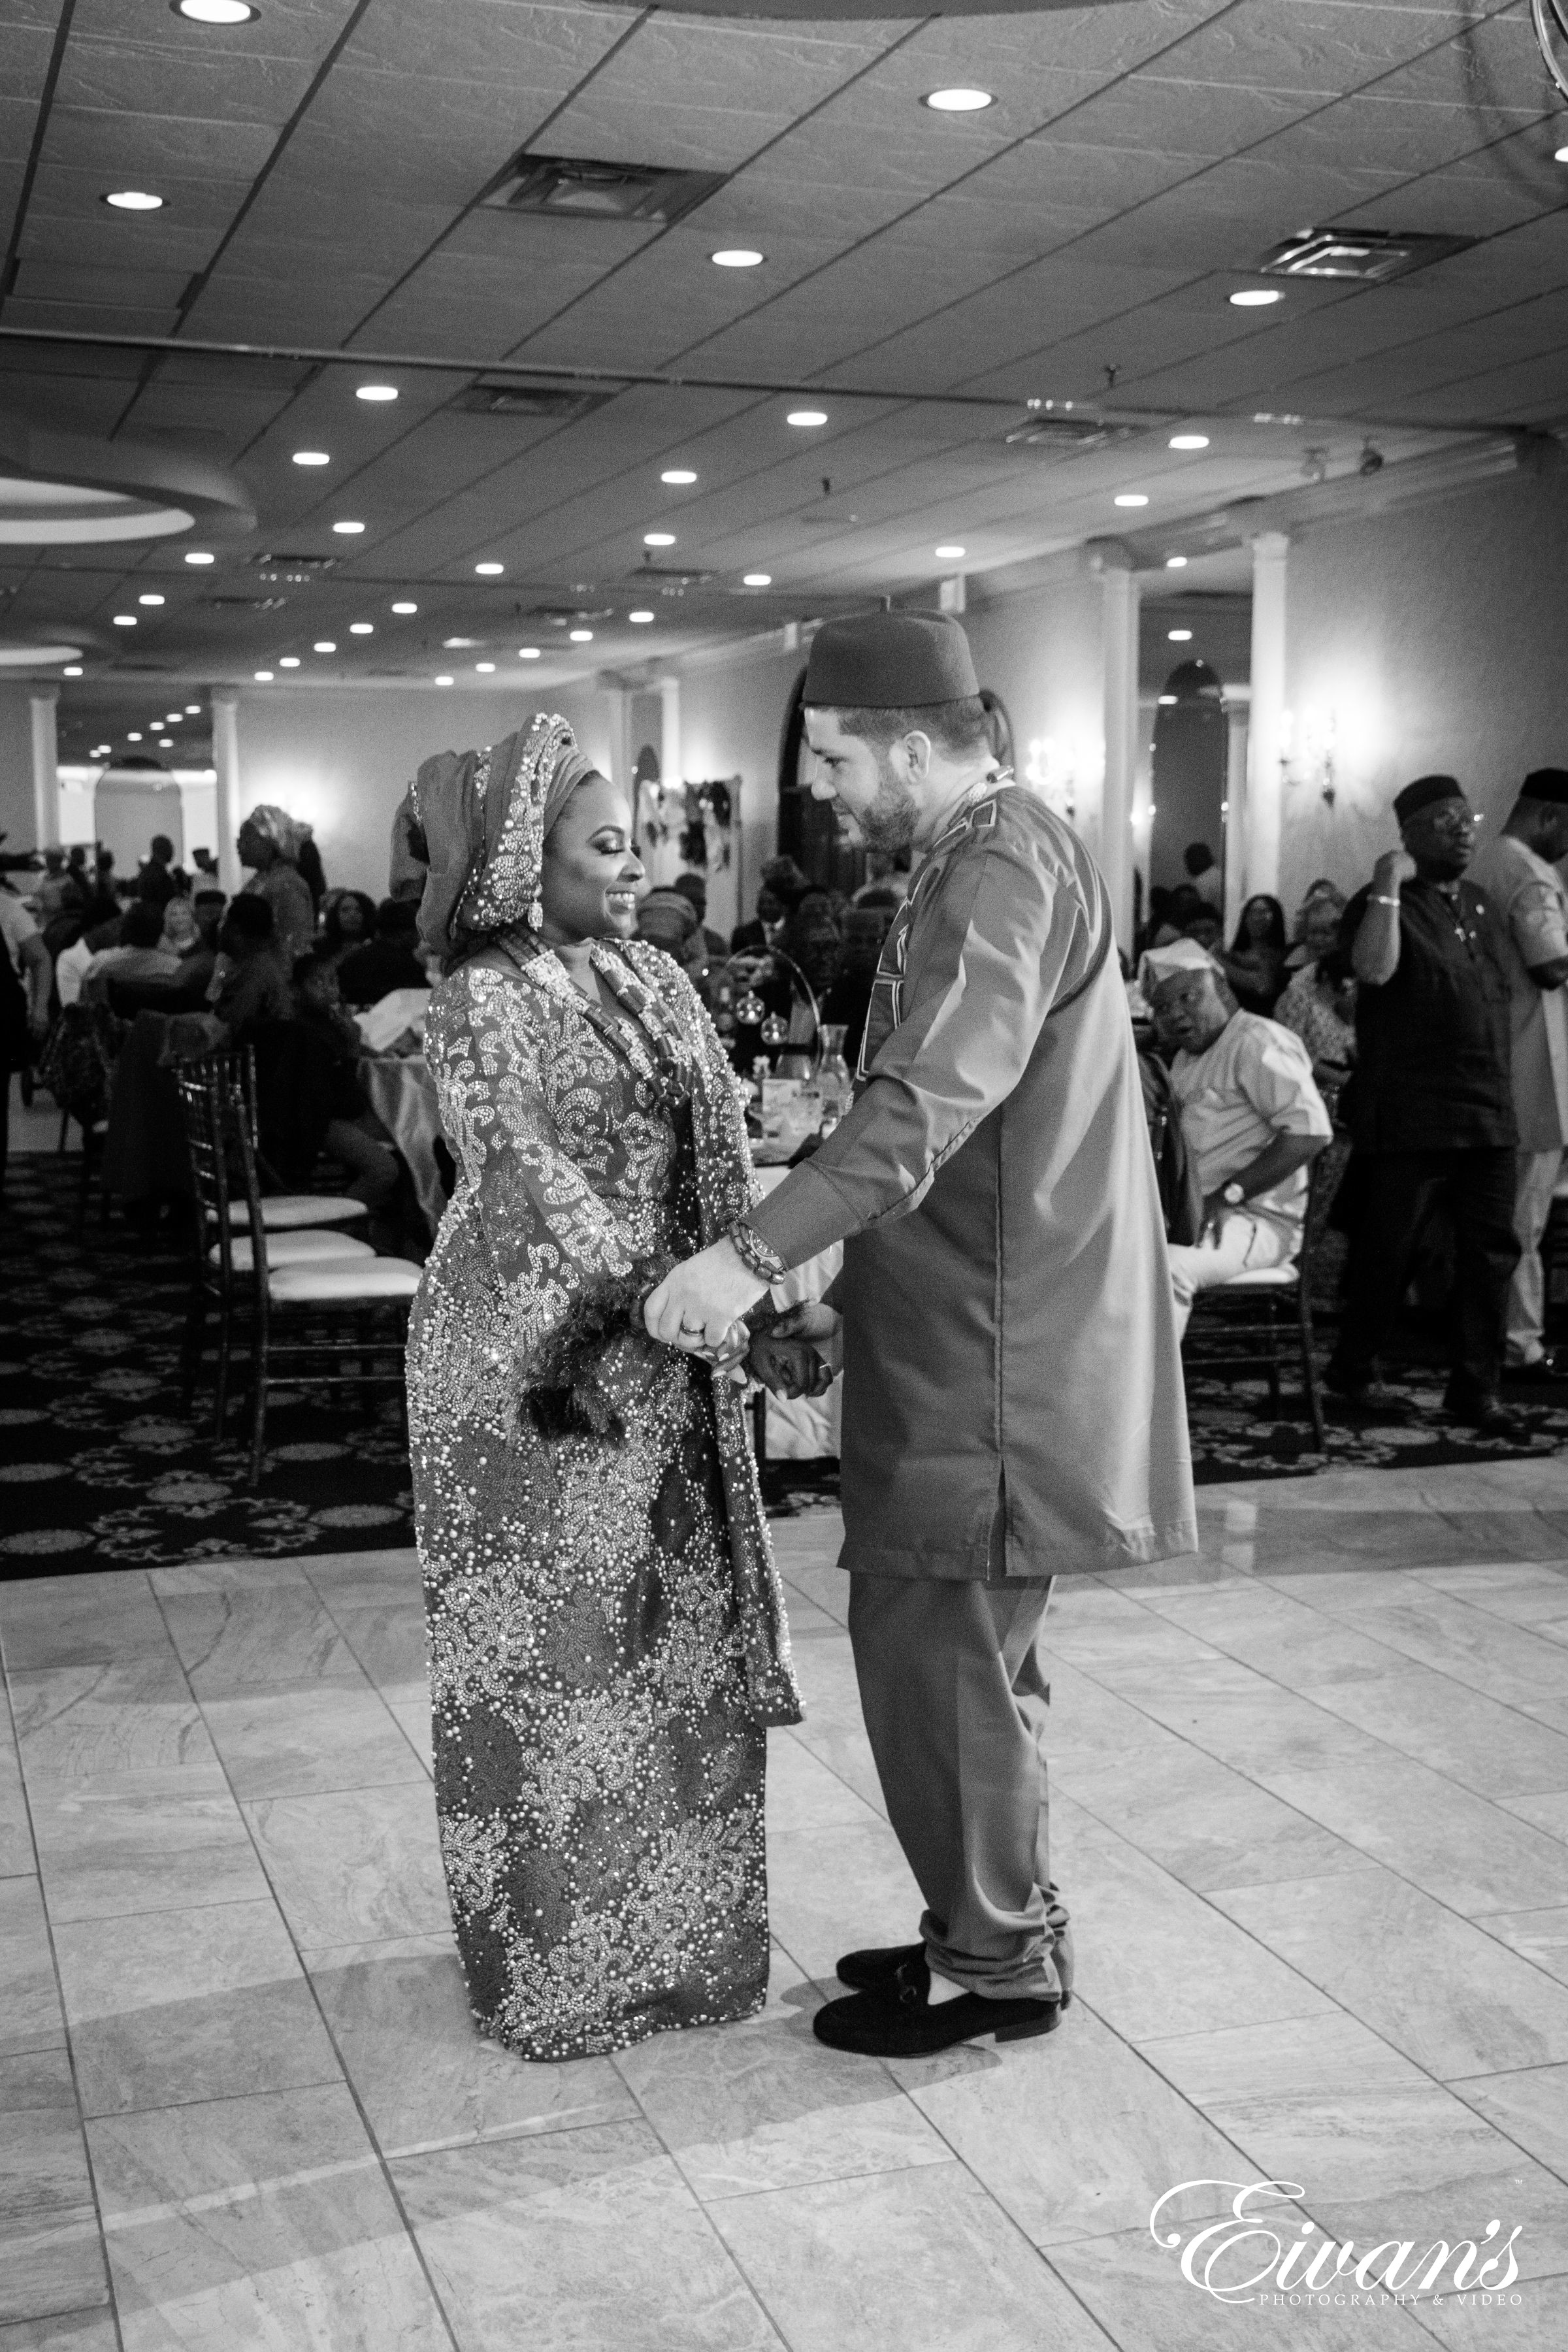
[606, 0, 1126, 15]
[0, 409, 255, 547]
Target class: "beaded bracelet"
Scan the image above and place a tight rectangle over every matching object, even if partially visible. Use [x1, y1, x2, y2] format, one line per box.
[727, 1219, 789, 1284]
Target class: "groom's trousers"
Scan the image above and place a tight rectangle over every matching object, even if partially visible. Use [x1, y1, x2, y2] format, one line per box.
[846, 1571, 1072, 2004]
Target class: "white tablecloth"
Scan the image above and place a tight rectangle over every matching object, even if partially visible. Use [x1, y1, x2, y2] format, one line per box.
[359, 1054, 446, 1240]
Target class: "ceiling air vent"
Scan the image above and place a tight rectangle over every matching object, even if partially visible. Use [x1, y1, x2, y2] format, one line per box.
[454, 376, 615, 421]
[526, 605, 615, 627]
[210, 595, 288, 612]
[1003, 415, 1140, 453]
[483, 153, 726, 228]
[1258, 226, 1475, 283]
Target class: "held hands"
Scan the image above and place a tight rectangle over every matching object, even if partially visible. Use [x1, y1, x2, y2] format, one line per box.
[745, 1302, 842, 1399]
[644, 1238, 768, 1359]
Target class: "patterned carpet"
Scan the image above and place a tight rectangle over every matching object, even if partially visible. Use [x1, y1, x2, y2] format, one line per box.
[5, 1153, 1568, 1575]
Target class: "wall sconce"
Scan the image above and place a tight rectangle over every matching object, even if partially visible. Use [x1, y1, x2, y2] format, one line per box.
[1280, 707, 1338, 808]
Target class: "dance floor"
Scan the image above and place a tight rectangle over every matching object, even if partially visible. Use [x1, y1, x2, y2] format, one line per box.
[5, 1463, 1568, 2349]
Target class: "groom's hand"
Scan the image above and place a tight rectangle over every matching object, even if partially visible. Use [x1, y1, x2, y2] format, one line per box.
[644, 1238, 767, 1354]
[747, 1302, 841, 1397]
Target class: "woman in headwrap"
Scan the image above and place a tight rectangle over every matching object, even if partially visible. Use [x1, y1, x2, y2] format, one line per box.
[407, 713, 800, 2063]
[237, 804, 316, 967]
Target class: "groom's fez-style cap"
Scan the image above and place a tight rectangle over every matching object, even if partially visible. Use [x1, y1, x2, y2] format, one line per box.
[804, 610, 980, 708]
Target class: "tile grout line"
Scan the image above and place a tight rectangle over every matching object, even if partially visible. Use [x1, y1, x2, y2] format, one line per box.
[1, 1591, 135, 2352]
[299, 1563, 435, 1782]
[1049, 1566, 1568, 1997]
[140, 1573, 466, 2352]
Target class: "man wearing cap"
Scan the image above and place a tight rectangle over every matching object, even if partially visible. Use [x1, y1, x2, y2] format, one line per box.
[645, 610, 1195, 2060]
[1328, 775, 1522, 1431]
[1471, 768, 1568, 1380]
[1141, 939, 1331, 1333]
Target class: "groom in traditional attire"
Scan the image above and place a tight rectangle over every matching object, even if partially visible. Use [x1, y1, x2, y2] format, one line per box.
[646, 610, 1194, 2057]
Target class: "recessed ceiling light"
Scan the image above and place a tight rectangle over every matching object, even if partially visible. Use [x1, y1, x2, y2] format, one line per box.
[1230, 288, 1284, 307]
[1165, 555, 1188, 569]
[1114, 493, 1149, 508]
[443, 637, 476, 649]
[158, 736, 174, 745]
[138, 593, 165, 606]
[787, 410, 827, 429]
[1157, 694, 1177, 708]
[175, 0, 258, 22]
[355, 383, 399, 402]
[184, 549, 214, 564]
[569, 629, 593, 643]
[104, 189, 163, 211]
[435, 674, 453, 685]
[313, 640, 336, 652]
[475, 662, 496, 673]
[63, 663, 82, 676]
[185, 702, 201, 712]
[629, 610, 655, 623]
[742, 572, 772, 587]
[292, 450, 330, 466]
[924, 89, 993, 112]
[278, 657, 299, 668]
[1557, 144, 1568, 163]
[127, 732, 142, 742]
[112, 614, 136, 626]
[474, 561, 504, 575]
[1168, 629, 1193, 642]
[661, 468, 697, 485]
[165, 713, 182, 722]
[711, 249, 763, 268]
[332, 519, 365, 534]
[253, 670, 273, 681]
[391, 600, 417, 614]
[934, 544, 966, 560]
[1169, 434, 1210, 451]
[644, 532, 676, 547]
[349, 621, 374, 635]
[518, 647, 540, 659]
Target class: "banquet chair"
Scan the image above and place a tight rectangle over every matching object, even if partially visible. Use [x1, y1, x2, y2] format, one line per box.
[1180, 1149, 1335, 1451]
[174, 1052, 393, 1448]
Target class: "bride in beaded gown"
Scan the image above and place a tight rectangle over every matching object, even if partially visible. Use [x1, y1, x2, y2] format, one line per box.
[406, 714, 800, 2062]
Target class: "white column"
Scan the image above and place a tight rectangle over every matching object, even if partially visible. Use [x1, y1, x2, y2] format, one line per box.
[211, 691, 242, 896]
[602, 686, 633, 798]
[658, 674, 681, 789]
[1222, 691, 1250, 937]
[29, 687, 59, 849]
[1245, 532, 1289, 904]
[1098, 559, 1139, 951]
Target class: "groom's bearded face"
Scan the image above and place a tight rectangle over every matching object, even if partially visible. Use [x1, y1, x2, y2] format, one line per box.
[805, 710, 919, 852]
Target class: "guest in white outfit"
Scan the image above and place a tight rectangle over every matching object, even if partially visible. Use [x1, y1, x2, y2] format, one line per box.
[1471, 768, 1568, 1379]
[1143, 939, 1331, 1336]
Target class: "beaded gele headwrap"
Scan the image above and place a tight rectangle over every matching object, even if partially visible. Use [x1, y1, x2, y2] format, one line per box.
[413, 713, 599, 964]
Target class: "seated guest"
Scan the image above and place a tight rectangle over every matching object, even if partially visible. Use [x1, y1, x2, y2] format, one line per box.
[1142, 939, 1331, 1337]
[1223, 893, 1289, 1013]
[821, 907, 883, 1067]
[731, 855, 808, 953]
[191, 886, 227, 951]
[1275, 943, 1358, 1085]
[237, 804, 316, 967]
[293, 951, 368, 1058]
[671, 870, 728, 961]
[319, 889, 378, 973]
[1328, 775, 1521, 1431]
[335, 896, 429, 1003]
[779, 891, 842, 1047]
[1471, 766, 1568, 1382]
[636, 886, 710, 983]
[82, 901, 182, 999]
[207, 895, 293, 1037]
[155, 894, 218, 1000]
[1286, 884, 1347, 971]
[852, 847, 911, 907]
[1181, 906, 1223, 955]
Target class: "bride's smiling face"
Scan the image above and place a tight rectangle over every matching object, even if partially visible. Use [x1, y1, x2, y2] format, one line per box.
[538, 774, 645, 945]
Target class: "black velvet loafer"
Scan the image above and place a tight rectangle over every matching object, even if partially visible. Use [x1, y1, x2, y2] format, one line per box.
[813, 1959, 1061, 2058]
[836, 1940, 1072, 2009]
[834, 1941, 928, 1993]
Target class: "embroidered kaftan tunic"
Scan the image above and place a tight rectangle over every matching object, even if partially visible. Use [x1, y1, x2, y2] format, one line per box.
[408, 940, 798, 2061]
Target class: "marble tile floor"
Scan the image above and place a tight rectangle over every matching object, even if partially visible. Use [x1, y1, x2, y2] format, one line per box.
[3, 1462, 1568, 2348]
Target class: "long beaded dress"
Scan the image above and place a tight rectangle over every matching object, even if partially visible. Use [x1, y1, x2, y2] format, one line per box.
[408, 936, 799, 2061]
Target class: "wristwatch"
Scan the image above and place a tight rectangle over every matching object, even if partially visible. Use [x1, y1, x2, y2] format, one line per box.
[1222, 1181, 1246, 1207]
